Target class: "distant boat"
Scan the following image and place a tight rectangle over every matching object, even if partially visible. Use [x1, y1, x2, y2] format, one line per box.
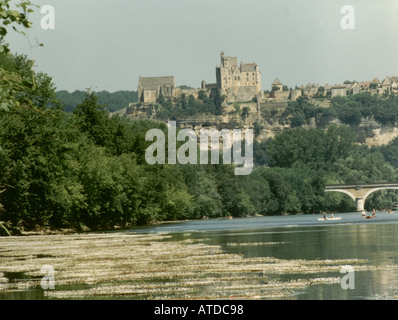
[317, 217, 342, 221]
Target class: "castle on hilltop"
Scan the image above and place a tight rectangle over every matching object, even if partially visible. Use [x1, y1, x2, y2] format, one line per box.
[137, 51, 262, 104]
[135, 51, 398, 106]
[214, 51, 262, 103]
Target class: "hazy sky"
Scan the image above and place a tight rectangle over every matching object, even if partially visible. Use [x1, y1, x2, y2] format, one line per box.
[6, 0, 398, 92]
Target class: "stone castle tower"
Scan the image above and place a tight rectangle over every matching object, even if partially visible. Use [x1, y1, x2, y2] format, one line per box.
[216, 51, 262, 102]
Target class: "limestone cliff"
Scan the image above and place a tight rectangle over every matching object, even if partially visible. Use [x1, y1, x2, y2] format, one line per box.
[118, 100, 398, 147]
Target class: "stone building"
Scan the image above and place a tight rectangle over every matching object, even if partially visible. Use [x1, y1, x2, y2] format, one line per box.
[301, 83, 319, 97]
[290, 89, 302, 101]
[271, 78, 283, 92]
[137, 76, 176, 103]
[378, 76, 398, 95]
[350, 82, 360, 95]
[270, 79, 289, 100]
[216, 51, 262, 102]
[331, 85, 347, 98]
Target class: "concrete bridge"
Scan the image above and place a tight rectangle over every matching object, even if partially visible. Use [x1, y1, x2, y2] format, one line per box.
[325, 183, 398, 212]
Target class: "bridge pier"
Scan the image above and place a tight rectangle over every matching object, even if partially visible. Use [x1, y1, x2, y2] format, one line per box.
[356, 198, 364, 212]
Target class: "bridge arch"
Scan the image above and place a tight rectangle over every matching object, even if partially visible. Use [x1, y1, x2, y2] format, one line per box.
[325, 183, 398, 212]
[362, 187, 398, 203]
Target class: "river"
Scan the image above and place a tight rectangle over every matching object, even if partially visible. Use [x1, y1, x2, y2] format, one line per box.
[1, 211, 398, 300]
[131, 211, 398, 299]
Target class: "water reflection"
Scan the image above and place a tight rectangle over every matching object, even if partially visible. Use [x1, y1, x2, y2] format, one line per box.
[184, 222, 398, 299]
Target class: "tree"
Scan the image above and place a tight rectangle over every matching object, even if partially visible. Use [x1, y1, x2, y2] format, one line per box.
[214, 90, 224, 115]
[241, 106, 250, 120]
[1, 53, 60, 109]
[291, 111, 305, 128]
[369, 82, 378, 90]
[0, 0, 34, 54]
[73, 90, 113, 147]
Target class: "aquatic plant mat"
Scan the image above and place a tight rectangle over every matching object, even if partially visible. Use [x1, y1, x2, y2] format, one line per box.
[0, 232, 395, 299]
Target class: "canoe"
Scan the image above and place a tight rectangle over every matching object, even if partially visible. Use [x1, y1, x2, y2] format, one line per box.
[317, 217, 342, 221]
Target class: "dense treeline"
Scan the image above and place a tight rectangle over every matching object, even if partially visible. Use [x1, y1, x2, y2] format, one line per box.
[0, 51, 259, 230]
[2, 51, 398, 232]
[56, 90, 138, 113]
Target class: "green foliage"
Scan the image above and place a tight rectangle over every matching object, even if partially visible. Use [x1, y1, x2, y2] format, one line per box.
[266, 125, 355, 171]
[155, 90, 224, 119]
[281, 93, 398, 130]
[56, 90, 138, 113]
[241, 106, 250, 120]
[0, 0, 35, 54]
[2, 82, 398, 228]
[331, 93, 398, 127]
[282, 97, 316, 127]
[0, 52, 60, 111]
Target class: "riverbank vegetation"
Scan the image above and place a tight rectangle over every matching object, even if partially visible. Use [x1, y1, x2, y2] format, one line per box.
[2, 2, 398, 234]
[2, 73, 398, 233]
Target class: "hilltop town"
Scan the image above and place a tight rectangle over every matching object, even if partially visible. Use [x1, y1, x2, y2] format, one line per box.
[132, 50, 397, 107]
[123, 51, 398, 147]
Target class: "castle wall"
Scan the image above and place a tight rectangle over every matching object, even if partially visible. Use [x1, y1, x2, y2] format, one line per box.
[174, 88, 203, 100]
[223, 86, 258, 103]
[272, 90, 290, 101]
[290, 89, 302, 101]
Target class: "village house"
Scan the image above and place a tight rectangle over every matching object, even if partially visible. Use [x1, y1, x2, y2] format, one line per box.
[350, 81, 360, 95]
[331, 85, 348, 98]
[271, 78, 283, 92]
[301, 83, 319, 97]
[378, 76, 398, 95]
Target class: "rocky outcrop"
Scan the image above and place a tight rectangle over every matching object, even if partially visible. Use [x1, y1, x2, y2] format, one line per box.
[120, 100, 398, 147]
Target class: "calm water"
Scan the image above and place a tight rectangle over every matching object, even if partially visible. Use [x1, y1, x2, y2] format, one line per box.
[2, 211, 398, 299]
[132, 211, 398, 299]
